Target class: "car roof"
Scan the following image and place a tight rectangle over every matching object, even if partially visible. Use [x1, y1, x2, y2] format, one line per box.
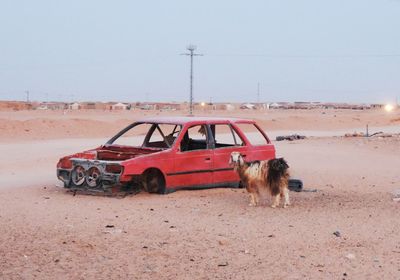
[136, 116, 255, 125]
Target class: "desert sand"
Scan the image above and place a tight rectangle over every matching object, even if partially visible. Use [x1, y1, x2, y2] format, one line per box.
[1, 108, 400, 279]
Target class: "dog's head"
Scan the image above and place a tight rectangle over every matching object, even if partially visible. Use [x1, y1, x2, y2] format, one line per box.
[229, 152, 244, 169]
[267, 157, 289, 174]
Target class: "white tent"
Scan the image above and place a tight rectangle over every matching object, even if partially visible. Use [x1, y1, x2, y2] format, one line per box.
[69, 102, 80, 110]
[111, 102, 128, 110]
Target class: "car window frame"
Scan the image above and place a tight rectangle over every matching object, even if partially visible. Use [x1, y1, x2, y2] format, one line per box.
[210, 123, 246, 149]
[178, 124, 213, 153]
[232, 122, 271, 146]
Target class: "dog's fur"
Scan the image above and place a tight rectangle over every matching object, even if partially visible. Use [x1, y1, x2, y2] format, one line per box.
[229, 152, 290, 208]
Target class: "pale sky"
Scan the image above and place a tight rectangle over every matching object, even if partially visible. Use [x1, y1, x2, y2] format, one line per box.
[0, 0, 399, 104]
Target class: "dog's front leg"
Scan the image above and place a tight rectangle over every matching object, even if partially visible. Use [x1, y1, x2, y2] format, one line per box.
[271, 194, 280, 208]
[249, 193, 256, 206]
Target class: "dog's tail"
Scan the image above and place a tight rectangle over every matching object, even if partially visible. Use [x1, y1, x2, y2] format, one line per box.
[267, 158, 289, 196]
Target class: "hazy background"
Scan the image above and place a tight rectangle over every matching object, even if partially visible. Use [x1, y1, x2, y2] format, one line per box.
[0, 0, 399, 103]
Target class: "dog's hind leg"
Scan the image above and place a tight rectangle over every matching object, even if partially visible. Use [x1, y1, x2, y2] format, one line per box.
[283, 188, 290, 208]
[254, 188, 261, 206]
[248, 192, 257, 206]
[254, 193, 260, 206]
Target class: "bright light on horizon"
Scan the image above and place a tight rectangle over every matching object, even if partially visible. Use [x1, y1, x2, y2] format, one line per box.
[384, 104, 394, 112]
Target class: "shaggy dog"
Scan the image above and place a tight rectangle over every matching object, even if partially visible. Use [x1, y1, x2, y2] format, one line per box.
[229, 152, 290, 208]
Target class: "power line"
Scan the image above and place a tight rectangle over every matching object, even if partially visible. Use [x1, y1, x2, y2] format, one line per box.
[204, 53, 400, 58]
[181, 44, 203, 115]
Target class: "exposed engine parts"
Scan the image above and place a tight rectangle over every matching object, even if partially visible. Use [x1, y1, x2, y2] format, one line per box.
[71, 166, 86, 186]
[57, 159, 122, 192]
[86, 167, 101, 187]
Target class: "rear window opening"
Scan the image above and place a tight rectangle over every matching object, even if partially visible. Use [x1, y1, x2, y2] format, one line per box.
[210, 124, 244, 148]
[234, 123, 270, 145]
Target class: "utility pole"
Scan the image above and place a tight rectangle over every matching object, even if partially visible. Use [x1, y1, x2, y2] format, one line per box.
[25, 90, 30, 102]
[257, 82, 260, 104]
[181, 44, 203, 115]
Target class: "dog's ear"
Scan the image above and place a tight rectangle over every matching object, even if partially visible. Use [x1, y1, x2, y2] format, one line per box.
[279, 158, 289, 169]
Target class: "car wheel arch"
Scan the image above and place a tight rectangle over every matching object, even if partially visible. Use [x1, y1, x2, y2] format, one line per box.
[142, 168, 167, 194]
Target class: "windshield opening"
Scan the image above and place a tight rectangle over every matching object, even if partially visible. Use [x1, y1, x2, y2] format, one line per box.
[107, 123, 182, 149]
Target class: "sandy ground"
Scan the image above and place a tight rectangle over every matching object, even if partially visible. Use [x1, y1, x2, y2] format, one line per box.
[1, 108, 400, 279]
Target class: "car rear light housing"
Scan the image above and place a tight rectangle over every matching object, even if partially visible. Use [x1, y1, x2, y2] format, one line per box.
[105, 164, 123, 174]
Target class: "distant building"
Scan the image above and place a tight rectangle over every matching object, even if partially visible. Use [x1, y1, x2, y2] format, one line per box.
[69, 102, 81, 110]
[158, 103, 181, 111]
[138, 104, 152, 110]
[268, 102, 280, 109]
[370, 104, 384, 109]
[35, 102, 67, 110]
[240, 103, 257, 109]
[293, 102, 320, 109]
[111, 102, 129, 110]
[80, 102, 96, 109]
[225, 104, 235, 111]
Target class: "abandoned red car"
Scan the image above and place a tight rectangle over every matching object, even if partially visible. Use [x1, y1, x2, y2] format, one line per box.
[56, 117, 276, 194]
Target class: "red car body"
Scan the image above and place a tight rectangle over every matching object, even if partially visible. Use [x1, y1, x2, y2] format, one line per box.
[56, 117, 275, 193]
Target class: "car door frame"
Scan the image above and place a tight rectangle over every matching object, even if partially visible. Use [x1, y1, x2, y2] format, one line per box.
[166, 123, 214, 189]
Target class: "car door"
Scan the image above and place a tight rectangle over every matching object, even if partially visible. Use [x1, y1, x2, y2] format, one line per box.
[210, 123, 248, 185]
[168, 124, 213, 189]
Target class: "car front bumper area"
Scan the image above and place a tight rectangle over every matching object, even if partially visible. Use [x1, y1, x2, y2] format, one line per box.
[57, 158, 122, 192]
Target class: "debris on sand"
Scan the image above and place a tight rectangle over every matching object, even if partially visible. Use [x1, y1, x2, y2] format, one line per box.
[276, 134, 306, 141]
[288, 180, 316, 193]
[333, 231, 341, 237]
[302, 189, 318, 192]
[103, 224, 123, 234]
[345, 253, 356, 260]
[218, 262, 229, 267]
[288, 179, 303, 192]
[392, 189, 400, 202]
[345, 132, 365, 137]
[344, 131, 397, 138]
[218, 238, 229, 246]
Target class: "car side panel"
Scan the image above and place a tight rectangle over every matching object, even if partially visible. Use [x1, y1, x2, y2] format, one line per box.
[167, 149, 213, 189]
